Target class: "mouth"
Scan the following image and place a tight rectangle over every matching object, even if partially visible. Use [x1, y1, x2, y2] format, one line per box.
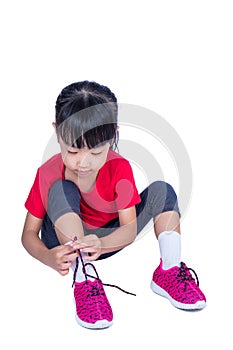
[76, 169, 92, 176]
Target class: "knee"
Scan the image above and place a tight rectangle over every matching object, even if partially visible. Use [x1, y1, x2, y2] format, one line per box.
[48, 180, 81, 223]
[148, 181, 176, 198]
[148, 181, 179, 209]
[49, 180, 80, 201]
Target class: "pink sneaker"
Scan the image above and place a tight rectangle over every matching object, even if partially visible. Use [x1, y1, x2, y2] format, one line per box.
[73, 252, 136, 329]
[74, 279, 113, 329]
[150, 259, 206, 310]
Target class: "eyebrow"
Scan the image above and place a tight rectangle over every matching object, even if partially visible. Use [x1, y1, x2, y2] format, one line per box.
[66, 143, 106, 152]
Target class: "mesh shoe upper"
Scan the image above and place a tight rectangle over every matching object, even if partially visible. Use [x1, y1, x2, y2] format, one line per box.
[74, 279, 113, 326]
[152, 259, 206, 307]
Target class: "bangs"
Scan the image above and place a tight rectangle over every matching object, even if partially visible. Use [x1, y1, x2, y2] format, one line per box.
[57, 103, 117, 149]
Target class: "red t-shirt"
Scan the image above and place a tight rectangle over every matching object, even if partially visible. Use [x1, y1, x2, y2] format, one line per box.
[25, 150, 141, 229]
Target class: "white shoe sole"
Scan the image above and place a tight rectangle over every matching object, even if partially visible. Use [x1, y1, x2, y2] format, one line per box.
[75, 313, 113, 329]
[150, 281, 206, 310]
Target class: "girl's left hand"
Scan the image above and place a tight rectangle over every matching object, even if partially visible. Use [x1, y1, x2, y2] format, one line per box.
[73, 234, 102, 261]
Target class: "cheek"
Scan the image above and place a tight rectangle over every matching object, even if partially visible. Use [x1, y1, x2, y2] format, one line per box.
[62, 154, 75, 169]
[93, 153, 108, 169]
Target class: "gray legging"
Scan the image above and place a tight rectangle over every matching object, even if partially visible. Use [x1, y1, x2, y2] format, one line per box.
[41, 180, 180, 259]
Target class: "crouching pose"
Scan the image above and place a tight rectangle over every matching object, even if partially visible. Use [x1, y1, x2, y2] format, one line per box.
[22, 81, 206, 329]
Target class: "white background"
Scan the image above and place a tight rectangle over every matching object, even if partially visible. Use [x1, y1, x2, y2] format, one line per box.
[1, 0, 232, 349]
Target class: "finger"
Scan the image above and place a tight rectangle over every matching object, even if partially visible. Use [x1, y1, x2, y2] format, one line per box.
[84, 252, 99, 261]
[60, 245, 77, 255]
[72, 242, 88, 250]
[64, 252, 79, 261]
[65, 248, 79, 256]
[59, 268, 70, 276]
[60, 261, 72, 270]
[62, 245, 81, 257]
[80, 246, 100, 254]
[80, 248, 101, 260]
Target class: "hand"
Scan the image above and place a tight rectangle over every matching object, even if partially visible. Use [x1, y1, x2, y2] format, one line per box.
[73, 234, 102, 261]
[43, 245, 78, 276]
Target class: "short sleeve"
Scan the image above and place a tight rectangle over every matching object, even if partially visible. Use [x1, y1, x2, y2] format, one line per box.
[114, 160, 141, 211]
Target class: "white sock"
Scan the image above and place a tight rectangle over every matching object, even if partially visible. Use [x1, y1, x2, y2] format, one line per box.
[158, 231, 181, 270]
[72, 252, 95, 282]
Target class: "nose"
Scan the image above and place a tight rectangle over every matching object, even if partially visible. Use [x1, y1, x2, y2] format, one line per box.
[77, 153, 90, 168]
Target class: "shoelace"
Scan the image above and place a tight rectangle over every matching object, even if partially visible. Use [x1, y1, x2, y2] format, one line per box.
[177, 262, 200, 292]
[72, 249, 136, 296]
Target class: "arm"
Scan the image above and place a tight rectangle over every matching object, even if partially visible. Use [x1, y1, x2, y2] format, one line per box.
[79, 206, 137, 260]
[21, 212, 78, 275]
[101, 206, 137, 254]
[22, 212, 48, 261]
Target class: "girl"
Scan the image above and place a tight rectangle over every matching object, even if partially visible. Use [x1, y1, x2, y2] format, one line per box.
[22, 81, 206, 330]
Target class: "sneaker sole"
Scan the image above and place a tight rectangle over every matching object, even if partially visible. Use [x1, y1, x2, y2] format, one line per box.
[73, 298, 113, 329]
[75, 313, 113, 329]
[150, 281, 206, 310]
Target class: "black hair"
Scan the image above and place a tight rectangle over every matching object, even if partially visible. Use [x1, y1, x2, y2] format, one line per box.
[55, 81, 118, 150]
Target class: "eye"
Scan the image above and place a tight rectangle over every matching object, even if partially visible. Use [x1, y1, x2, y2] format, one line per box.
[67, 150, 78, 154]
[91, 152, 102, 156]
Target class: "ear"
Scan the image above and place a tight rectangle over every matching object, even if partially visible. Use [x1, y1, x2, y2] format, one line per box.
[52, 122, 59, 142]
[110, 126, 119, 148]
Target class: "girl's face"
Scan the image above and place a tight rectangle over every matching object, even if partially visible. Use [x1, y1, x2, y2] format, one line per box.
[59, 137, 111, 178]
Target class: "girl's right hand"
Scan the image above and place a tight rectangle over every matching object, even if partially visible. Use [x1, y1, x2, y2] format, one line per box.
[43, 245, 78, 276]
